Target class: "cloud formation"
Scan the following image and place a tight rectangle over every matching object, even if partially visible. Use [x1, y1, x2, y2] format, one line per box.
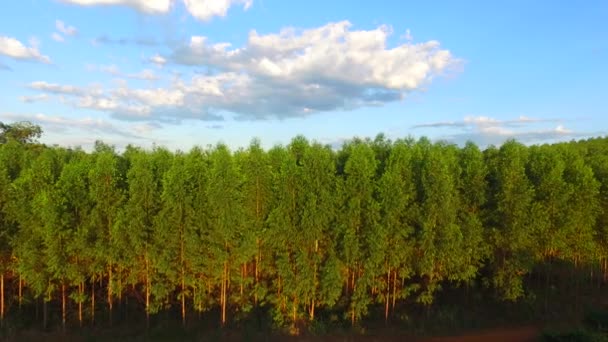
[183, 0, 252, 21]
[0, 112, 141, 139]
[60, 0, 172, 14]
[413, 115, 585, 146]
[61, 0, 252, 20]
[25, 22, 456, 123]
[52, 20, 78, 43]
[0, 36, 51, 63]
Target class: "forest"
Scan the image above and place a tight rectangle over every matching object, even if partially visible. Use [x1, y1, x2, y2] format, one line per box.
[1, 121, 608, 337]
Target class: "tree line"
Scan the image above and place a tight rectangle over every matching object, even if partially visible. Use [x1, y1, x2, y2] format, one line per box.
[1, 121, 608, 333]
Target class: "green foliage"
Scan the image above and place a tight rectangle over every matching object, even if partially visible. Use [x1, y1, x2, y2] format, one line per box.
[1, 130, 608, 335]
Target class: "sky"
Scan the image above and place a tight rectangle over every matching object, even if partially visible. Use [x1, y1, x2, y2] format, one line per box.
[1, 0, 607, 151]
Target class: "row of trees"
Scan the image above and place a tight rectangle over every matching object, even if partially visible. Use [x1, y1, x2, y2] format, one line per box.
[1, 122, 608, 333]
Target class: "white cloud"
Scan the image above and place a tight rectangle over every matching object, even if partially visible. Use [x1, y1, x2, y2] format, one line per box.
[52, 20, 78, 43]
[183, 0, 252, 21]
[56, 20, 78, 36]
[413, 115, 585, 146]
[29, 81, 95, 96]
[25, 22, 456, 122]
[0, 112, 141, 139]
[52, 33, 65, 42]
[59, 0, 172, 14]
[60, 0, 252, 20]
[20, 94, 50, 103]
[173, 21, 455, 91]
[149, 54, 167, 67]
[0, 36, 51, 63]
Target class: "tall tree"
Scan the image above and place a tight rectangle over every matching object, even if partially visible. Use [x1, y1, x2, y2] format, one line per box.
[339, 141, 380, 325]
[205, 144, 243, 326]
[88, 143, 124, 325]
[486, 140, 534, 300]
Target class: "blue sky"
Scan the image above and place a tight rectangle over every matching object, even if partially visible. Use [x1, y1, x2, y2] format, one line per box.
[1, 0, 607, 151]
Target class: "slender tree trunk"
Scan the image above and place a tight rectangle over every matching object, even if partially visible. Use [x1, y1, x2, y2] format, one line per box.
[255, 238, 260, 306]
[19, 274, 23, 309]
[91, 277, 95, 325]
[181, 272, 186, 327]
[1, 273, 4, 328]
[79, 282, 83, 327]
[108, 267, 113, 326]
[221, 260, 227, 326]
[43, 297, 48, 330]
[385, 267, 390, 323]
[392, 271, 398, 312]
[145, 255, 150, 329]
[292, 298, 298, 334]
[62, 282, 66, 331]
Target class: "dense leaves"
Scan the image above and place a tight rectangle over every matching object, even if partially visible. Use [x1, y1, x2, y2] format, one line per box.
[1, 127, 608, 333]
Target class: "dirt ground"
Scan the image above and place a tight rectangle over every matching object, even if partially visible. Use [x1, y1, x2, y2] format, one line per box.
[4, 326, 543, 341]
[420, 326, 540, 342]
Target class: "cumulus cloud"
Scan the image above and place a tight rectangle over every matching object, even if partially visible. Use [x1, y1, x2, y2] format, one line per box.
[413, 115, 586, 146]
[52, 20, 78, 43]
[61, 0, 253, 20]
[59, 0, 172, 14]
[0, 112, 142, 139]
[149, 54, 167, 67]
[20, 94, 50, 103]
[51, 33, 65, 42]
[56, 20, 78, 36]
[0, 36, 51, 63]
[183, 0, 252, 21]
[26, 22, 456, 122]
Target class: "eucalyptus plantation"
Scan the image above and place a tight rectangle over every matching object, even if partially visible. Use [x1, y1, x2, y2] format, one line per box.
[2, 122, 608, 334]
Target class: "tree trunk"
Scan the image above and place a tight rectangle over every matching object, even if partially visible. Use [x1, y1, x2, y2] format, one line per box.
[181, 271, 186, 327]
[145, 256, 150, 329]
[43, 297, 48, 330]
[1, 273, 4, 328]
[79, 282, 83, 327]
[385, 267, 390, 323]
[255, 238, 260, 306]
[392, 271, 398, 311]
[108, 267, 113, 327]
[19, 274, 23, 309]
[221, 260, 227, 326]
[91, 278, 95, 325]
[62, 282, 66, 331]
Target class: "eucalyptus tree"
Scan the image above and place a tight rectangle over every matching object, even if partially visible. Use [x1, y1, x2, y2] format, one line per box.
[561, 147, 600, 269]
[88, 143, 125, 324]
[526, 146, 570, 268]
[46, 151, 93, 328]
[10, 147, 64, 328]
[0, 146, 15, 327]
[485, 140, 535, 300]
[205, 144, 243, 326]
[583, 138, 608, 281]
[457, 142, 490, 287]
[298, 142, 341, 322]
[238, 139, 272, 309]
[118, 147, 171, 326]
[181, 147, 212, 317]
[413, 141, 470, 306]
[154, 152, 197, 326]
[266, 140, 306, 330]
[339, 140, 380, 325]
[377, 139, 417, 321]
